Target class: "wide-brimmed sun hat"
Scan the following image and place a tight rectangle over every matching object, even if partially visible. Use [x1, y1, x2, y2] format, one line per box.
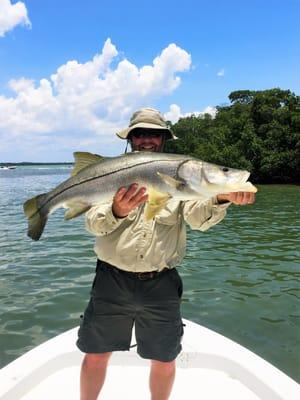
[116, 108, 177, 140]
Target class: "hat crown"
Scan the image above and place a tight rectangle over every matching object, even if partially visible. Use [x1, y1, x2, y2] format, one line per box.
[116, 107, 177, 140]
[129, 108, 167, 128]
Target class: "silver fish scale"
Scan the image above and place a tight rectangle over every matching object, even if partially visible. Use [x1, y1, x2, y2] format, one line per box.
[42, 152, 194, 211]
[75, 152, 194, 183]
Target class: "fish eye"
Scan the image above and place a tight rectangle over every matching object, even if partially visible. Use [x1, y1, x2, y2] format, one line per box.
[222, 167, 229, 172]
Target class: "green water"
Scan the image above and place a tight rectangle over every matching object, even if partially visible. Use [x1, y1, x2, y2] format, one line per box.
[0, 166, 299, 382]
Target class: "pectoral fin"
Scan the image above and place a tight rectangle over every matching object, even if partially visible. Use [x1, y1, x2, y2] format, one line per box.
[157, 172, 185, 189]
[64, 202, 91, 220]
[144, 186, 171, 220]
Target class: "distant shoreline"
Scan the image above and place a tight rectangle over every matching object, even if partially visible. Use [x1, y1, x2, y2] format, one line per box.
[1, 163, 298, 184]
[0, 162, 73, 166]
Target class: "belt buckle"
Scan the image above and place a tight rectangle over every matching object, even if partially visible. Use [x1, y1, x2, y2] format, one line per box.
[137, 271, 155, 280]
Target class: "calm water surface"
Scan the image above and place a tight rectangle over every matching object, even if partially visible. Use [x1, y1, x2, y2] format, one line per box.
[0, 166, 299, 382]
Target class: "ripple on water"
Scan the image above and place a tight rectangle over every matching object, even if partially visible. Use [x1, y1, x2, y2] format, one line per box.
[0, 176, 299, 382]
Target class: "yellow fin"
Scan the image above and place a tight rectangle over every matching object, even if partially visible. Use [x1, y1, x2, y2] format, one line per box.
[64, 202, 91, 220]
[157, 172, 185, 189]
[23, 193, 48, 241]
[23, 196, 39, 218]
[71, 152, 105, 176]
[144, 186, 171, 221]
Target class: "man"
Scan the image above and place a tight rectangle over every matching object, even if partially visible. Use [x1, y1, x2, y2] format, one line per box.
[77, 108, 255, 400]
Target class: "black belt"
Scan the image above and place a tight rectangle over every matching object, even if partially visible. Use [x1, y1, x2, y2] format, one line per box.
[97, 259, 170, 280]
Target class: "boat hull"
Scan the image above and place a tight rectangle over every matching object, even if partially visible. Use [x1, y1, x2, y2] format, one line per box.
[0, 319, 299, 399]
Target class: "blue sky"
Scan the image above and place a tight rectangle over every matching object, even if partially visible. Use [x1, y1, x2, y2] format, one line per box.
[0, 0, 299, 162]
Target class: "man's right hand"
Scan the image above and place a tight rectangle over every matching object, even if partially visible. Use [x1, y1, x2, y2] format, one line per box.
[112, 183, 148, 218]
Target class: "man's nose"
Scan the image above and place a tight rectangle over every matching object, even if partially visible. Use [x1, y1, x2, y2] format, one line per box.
[141, 136, 153, 143]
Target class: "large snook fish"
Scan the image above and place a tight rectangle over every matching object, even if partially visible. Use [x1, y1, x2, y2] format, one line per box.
[23, 151, 257, 241]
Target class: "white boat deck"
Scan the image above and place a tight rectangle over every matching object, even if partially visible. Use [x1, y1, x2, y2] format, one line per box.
[1, 319, 299, 399]
[19, 365, 262, 400]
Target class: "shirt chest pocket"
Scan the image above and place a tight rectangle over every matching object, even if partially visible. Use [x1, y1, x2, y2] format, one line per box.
[154, 202, 181, 226]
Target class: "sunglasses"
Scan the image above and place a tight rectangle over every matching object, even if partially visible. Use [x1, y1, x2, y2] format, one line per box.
[131, 131, 163, 139]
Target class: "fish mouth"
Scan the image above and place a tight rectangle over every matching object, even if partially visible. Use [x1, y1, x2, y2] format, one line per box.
[242, 171, 251, 183]
[238, 172, 258, 192]
[202, 168, 257, 192]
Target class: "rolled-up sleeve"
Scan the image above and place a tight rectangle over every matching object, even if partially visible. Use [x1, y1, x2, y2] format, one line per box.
[85, 203, 125, 236]
[182, 197, 231, 231]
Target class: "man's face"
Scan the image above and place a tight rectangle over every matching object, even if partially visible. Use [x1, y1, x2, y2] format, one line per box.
[130, 129, 165, 152]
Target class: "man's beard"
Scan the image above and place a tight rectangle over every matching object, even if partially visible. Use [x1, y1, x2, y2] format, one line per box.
[130, 142, 165, 153]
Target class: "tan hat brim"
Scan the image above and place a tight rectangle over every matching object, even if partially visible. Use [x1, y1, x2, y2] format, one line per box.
[117, 122, 178, 140]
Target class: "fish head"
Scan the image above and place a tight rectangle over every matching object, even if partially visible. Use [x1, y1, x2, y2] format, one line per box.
[202, 161, 250, 186]
[178, 160, 257, 197]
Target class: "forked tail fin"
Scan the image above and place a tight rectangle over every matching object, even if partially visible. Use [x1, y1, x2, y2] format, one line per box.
[23, 193, 48, 241]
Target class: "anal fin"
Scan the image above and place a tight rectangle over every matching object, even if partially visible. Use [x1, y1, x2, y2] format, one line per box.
[64, 202, 91, 220]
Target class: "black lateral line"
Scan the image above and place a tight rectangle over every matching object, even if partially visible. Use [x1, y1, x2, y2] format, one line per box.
[37, 158, 178, 213]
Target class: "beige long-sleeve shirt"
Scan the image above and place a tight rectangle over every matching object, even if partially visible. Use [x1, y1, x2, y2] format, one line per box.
[85, 198, 230, 272]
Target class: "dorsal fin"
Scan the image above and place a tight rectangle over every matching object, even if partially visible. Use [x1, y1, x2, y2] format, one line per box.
[71, 152, 105, 176]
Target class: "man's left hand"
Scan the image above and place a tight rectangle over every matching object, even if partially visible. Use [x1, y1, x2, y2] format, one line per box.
[217, 192, 256, 205]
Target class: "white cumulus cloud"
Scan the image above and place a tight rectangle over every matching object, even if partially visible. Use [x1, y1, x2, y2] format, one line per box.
[164, 104, 217, 124]
[217, 69, 225, 77]
[0, 39, 191, 160]
[0, 0, 31, 37]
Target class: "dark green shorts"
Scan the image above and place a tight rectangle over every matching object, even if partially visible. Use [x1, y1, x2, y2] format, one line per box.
[76, 260, 184, 362]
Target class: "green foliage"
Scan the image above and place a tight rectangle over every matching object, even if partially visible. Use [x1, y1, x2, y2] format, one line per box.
[165, 88, 300, 183]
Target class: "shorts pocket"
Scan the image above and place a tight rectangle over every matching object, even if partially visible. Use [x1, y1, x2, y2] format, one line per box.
[170, 269, 183, 298]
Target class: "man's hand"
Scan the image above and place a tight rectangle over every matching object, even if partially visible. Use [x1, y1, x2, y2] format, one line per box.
[217, 192, 256, 205]
[112, 183, 148, 218]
